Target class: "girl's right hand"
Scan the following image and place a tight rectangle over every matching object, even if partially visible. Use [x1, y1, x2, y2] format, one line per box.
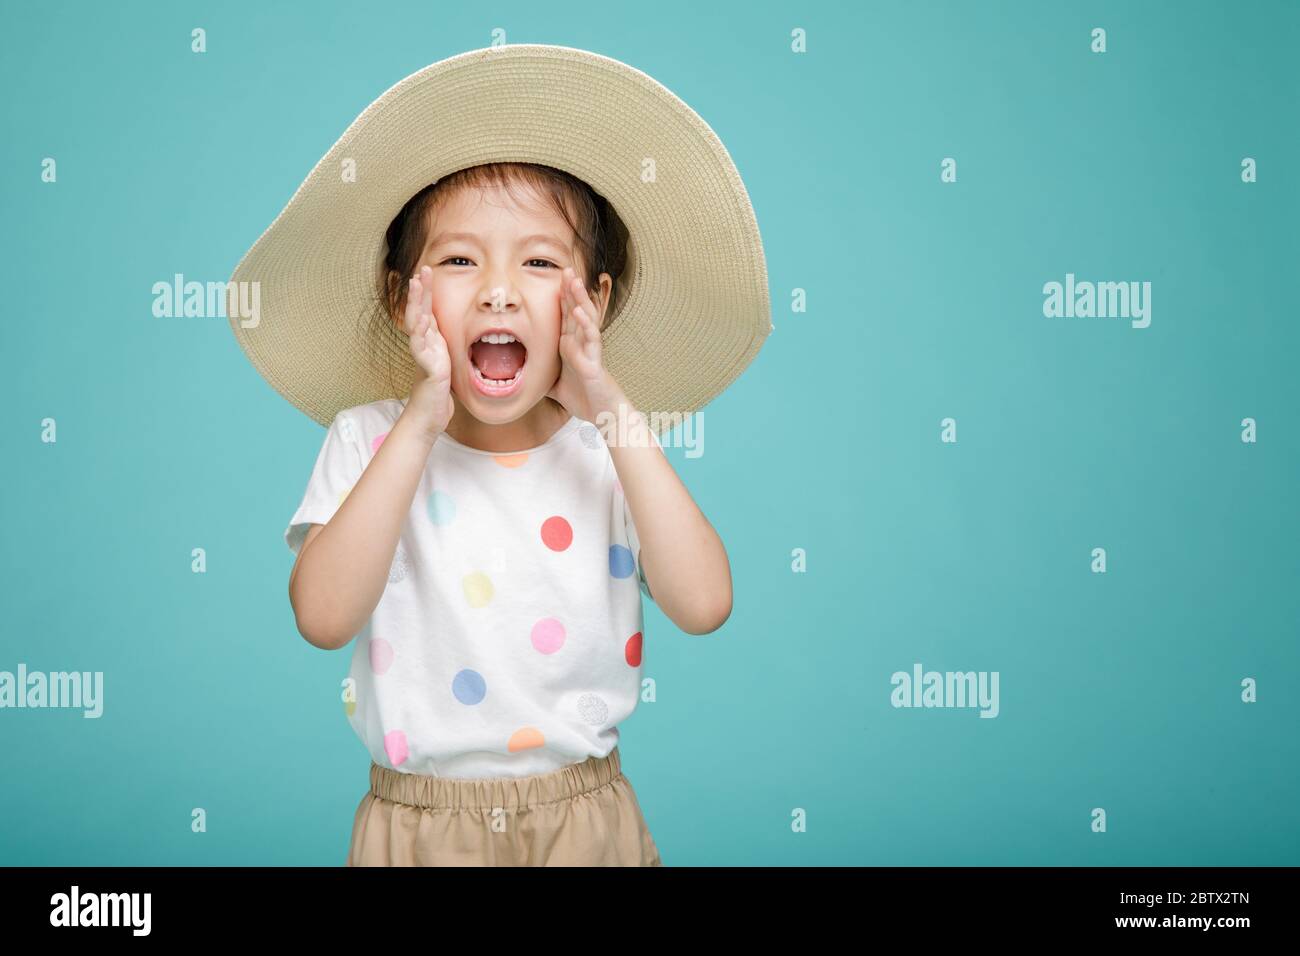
[403, 265, 455, 438]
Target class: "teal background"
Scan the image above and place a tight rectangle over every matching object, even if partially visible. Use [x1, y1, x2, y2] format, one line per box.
[2, 0, 1297, 866]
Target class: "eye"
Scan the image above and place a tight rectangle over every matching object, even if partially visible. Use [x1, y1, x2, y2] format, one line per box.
[527, 258, 558, 269]
[440, 256, 473, 267]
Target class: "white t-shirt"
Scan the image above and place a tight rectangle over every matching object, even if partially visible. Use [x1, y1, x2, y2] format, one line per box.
[285, 399, 656, 779]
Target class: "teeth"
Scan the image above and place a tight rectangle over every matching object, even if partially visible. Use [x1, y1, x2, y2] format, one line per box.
[472, 364, 522, 387]
[478, 332, 518, 345]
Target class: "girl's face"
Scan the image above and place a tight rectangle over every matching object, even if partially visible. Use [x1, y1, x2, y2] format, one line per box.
[409, 182, 612, 426]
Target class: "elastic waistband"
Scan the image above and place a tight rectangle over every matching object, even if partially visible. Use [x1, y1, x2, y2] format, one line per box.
[369, 747, 623, 810]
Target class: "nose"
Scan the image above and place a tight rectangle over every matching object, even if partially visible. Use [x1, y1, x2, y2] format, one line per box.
[479, 265, 521, 314]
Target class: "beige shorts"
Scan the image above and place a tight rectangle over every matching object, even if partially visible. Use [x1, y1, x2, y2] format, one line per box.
[346, 745, 664, 866]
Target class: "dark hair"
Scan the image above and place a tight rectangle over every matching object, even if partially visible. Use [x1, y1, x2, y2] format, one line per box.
[362, 162, 630, 395]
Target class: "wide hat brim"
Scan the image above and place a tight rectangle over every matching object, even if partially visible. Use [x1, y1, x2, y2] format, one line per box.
[226, 43, 771, 432]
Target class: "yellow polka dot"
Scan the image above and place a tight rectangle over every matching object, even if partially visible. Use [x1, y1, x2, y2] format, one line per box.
[338, 486, 352, 507]
[463, 571, 494, 607]
[343, 699, 356, 717]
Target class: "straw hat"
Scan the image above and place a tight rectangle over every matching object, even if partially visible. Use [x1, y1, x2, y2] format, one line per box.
[226, 43, 771, 432]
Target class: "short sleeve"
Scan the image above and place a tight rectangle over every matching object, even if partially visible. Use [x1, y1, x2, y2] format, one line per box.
[619, 422, 663, 602]
[621, 495, 655, 603]
[284, 411, 364, 556]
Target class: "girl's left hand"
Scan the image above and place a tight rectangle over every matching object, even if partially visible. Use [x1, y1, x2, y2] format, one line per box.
[546, 267, 623, 423]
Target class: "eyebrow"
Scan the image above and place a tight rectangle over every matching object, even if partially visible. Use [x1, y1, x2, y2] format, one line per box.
[428, 232, 570, 253]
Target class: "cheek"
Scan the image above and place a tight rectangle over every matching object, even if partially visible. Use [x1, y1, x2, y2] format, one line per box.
[532, 331, 561, 366]
[427, 299, 461, 346]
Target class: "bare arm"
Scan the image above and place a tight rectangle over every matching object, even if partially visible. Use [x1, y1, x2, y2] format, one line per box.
[288, 412, 439, 650]
[605, 398, 733, 635]
[547, 266, 732, 635]
[288, 264, 455, 651]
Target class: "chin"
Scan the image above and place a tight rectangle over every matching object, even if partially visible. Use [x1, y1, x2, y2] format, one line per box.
[458, 383, 546, 423]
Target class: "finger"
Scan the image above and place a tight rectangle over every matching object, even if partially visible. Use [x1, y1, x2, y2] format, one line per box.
[404, 276, 421, 335]
[571, 273, 598, 336]
[409, 309, 436, 374]
[559, 270, 573, 336]
[571, 305, 586, 346]
[569, 273, 587, 315]
[576, 305, 601, 362]
[565, 267, 581, 333]
[420, 265, 434, 324]
[578, 304, 598, 348]
[427, 323, 448, 373]
[414, 331, 438, 379]
[573, 277, 605, 337]
[410, 328, 428, 365]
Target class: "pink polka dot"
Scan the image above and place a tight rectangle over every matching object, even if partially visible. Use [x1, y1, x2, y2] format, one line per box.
[369, 638, 394, 675]
[384, 730, 408, 767]
[372, 432, 389, 455]
[530, 618, 566, 654]
[541, 516, 573, 551]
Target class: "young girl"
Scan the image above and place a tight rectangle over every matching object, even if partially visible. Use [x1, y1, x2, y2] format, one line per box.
[229, 45, 770, 866]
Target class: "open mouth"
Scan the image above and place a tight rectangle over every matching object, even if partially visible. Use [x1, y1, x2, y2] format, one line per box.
[468, 330, 528, 389]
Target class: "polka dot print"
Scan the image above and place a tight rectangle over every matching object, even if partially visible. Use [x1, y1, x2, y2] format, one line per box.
[384, 730, 409, 767]
[530, 618, 566, 654]
[577, 693, 609, 725]
[316, 406, 652, 777]
[508, 727, 545, 752]
[540, 516, 573, 551]
[452, 669, 486, 705]
[462, 571, 494, 607]
[369, 638, 394, 675]
[427, 490, 456, 525]
[388, 546, 410, 583]
[609, 544, 635, 579]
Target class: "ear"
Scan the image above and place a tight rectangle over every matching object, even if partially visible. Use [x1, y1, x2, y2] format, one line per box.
[594, 272, 614, 331]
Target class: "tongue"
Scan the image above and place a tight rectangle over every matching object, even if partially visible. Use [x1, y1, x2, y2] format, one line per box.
[470, 341, 526, 379]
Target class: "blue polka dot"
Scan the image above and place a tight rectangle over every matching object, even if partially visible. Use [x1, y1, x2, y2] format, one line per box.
[452, 669, 486, 705]
[609, 544, 635, 579]
[427, 490, 456, 525]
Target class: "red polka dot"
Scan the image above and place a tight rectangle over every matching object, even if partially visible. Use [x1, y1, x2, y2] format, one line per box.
[541, 516, 573, 551]
[624, 631, 643, 667]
